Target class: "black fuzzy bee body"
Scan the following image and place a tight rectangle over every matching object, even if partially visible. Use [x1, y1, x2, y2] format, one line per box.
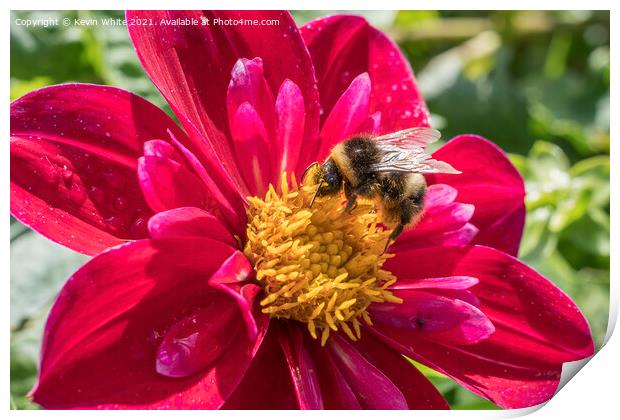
[306, 128, 459, 249]
[312, 136, 427, 245]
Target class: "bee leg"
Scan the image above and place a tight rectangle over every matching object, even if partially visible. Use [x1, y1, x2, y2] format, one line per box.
[344, 193, 358, 213]
[343, 180, 352, 198]
[343, 182, 358, 213]
[384, 224, 404, 253]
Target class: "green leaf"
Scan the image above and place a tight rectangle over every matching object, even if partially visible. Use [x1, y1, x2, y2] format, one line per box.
[11, 315, 46, 410]
[548, 187, 589, 232]
[523, 249, 578, 296]
[10, 76, 52, 101]
[544, 32, 572, 79]
[561, 214, 610, 258]
[407, 358, 500, 409]
[11, 228, 89, 329]
[519, 207, 558, 260]
[394, 10, 439, 27]
[426, 48, 533, 155]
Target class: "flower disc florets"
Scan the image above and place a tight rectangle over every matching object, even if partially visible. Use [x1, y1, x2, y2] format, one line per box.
[244, 173, 402, 345]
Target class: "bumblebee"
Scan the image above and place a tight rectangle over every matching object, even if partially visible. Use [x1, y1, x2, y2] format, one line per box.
[304, 128, 460, 250]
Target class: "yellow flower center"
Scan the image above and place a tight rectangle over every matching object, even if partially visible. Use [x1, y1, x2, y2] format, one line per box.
[244, 173, 402, 346]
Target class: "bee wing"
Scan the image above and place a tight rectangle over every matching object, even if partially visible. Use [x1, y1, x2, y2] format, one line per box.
[374, 127, 442, 148]
[369, 127, 460, 174]
[368, 150, 461, 174]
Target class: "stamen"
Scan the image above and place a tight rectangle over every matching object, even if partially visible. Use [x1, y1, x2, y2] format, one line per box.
[244, 172, 402, 345]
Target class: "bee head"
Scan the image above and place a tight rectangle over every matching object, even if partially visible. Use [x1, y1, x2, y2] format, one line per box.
[318, 158, 343, 194]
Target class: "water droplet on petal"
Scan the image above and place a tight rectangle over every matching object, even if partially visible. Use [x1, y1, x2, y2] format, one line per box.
[88, 185, 105, 205]
[114, 196, 128, 211]
[129, 216, 148, 236]
[105, 215, 124, 232]
[61, 166, 73, 182]
[67, 182, 87, 206]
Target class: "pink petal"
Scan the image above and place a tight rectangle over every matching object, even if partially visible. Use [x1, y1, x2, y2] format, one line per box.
[438, 290, 481, 307]
[301, 15, 429, 135]
[276, 79, 306, 174]
[127, 10, 320, 191]
[144, 137, 243, 227]
[327, 333, 408, 409]
[373, 328, 562, 410]
[173, 106, 252, 208]
[143, 139, 183, 160]
[315, 72, 372, 160]
[207, 250, 252, 286]
[10, 84, 187, 255]
[148, 207, 236, 247]
[428, 135, 526, 256]
[157, 251, 263, 378]
[306, 339, 362, 409]
[424, 183, 458, 207]
[227, 57, 277, 141]
[166, 130, 247, 235]
[390, 276, 479, 290]
[357, 110, 382, 136]
[392, 223, 479, 251]
[207, 251, 263, 342]
[415, 203, 475, 235]
[32, 238, 269, 409]
[416, 184, 475, 234]
[387, 246, 594, 361]
[371, 290, 495, 345]
[395, 184, 477, 251]
[353, 332, 449, 409]
[156, 303, 241, 378]
[138, 155, 209, 213]
[222, 324, 299, 409]
[376, 245, 594, 408]
[278, 325, 324, 409]
[230, 102, 274, 195]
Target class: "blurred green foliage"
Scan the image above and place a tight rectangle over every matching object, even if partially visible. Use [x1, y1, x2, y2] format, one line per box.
[10, 10, 609, 410]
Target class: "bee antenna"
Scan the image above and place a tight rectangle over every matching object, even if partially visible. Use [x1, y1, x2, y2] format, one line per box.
[308, 180, 322, 208]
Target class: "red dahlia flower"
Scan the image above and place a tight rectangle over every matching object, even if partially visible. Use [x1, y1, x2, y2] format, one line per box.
[10, 11, 594, 410]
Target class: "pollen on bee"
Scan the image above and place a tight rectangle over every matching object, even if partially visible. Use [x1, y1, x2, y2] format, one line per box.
[244, 172, 402, 345]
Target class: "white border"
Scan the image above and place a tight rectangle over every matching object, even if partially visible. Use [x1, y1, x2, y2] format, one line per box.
[0, 1, 618, 10]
